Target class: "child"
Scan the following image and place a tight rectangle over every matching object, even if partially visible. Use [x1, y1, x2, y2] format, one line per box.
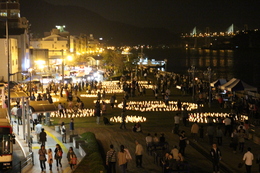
[48, 148, 53, 171]
[70, 154, 77, 170]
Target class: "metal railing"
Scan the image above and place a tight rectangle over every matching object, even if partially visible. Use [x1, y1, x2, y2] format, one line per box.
[4, 152, 34, 173]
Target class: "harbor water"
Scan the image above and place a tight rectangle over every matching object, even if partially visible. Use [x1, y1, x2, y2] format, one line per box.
[142, 48, 260, 90]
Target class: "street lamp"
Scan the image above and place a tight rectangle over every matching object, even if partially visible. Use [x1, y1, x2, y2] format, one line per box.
[188, 65, 196, 101]
[28, 68, 33, 98]
[203, 67, 213, 107]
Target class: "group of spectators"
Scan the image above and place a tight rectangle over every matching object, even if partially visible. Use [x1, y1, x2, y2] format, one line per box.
[106, 140, 144, 173]
[38, 144, 77, 172]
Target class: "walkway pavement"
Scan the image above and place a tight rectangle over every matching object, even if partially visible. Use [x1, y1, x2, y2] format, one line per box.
[13, 122, 83, 173]
[187, 129, 260, 173]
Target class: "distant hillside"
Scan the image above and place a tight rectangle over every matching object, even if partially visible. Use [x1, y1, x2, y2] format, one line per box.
[20, 0, 176, 45]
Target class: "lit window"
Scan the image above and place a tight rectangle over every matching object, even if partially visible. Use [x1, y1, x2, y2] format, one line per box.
[0, 10, 7, 17]
[10, 10, 20, 18]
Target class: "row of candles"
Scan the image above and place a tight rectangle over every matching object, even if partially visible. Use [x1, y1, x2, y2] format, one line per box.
[110, 115, 147, 123]
[117, 101, 199, 111]
[50, 108, 95, 118]
[188, 112, 248, 123]
[93, 100, 118, 104]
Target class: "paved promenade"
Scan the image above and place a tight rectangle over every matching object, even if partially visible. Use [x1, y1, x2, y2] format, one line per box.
[11, 87, 260, 173]
[13, 123, 82, 173]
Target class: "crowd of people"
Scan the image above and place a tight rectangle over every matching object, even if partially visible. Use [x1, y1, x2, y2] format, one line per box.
[38, 144, 77, 172]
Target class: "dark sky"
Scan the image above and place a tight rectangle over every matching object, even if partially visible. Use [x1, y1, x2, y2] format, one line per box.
[44, 0, 260, 33]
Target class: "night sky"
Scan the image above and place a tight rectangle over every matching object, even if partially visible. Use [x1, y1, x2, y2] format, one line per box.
[44, 0, 260, 33]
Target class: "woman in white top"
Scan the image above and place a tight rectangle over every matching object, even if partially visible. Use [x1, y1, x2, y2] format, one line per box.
[61, 122, 66, 143]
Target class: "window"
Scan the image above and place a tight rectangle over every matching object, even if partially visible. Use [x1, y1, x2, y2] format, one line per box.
[0, 134, 12, 154]
[10, 10, 20, 18]
[0, 10, 7, 17]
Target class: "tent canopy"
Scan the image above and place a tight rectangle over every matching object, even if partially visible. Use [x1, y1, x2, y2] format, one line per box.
[29, 101, 57, 113]
[8, 91, 28, 98]
[219, 78, 257, 92]
[210, 79, 227, 87]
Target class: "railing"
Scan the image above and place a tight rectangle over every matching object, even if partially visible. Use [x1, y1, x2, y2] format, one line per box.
[4, 152, 34, 173]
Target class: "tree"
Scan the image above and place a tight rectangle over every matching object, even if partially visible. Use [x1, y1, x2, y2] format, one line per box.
[102, 50, 125, 74]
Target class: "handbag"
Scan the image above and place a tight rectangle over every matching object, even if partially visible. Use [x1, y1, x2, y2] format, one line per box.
[186, 140, 189, 145]
[108, 151, 115, 162]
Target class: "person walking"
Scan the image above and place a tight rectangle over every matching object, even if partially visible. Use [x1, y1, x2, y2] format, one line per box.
[60, 122, 66, 143]
[118, 145, 127, 173]
[110, 94, 116, 109]
[120, 110, 127, 129]
[191, 121, 199, 142]
[39, 128, 47, 146]
[243, 147, 254, 173]
[173, 113, 180, 134]
[58, 103, 65, 117]
[38, 145, 47, 172]
[238, 127, 246, 153]
[179, 131, 187, 156]
[231, 129, 239, 153]
[35, 122, 42, 144]
[10, 105, 18, 124]
[210, 143, 221, 173]
[54, 144, 63, 170]
[182, 106, 189, 126]
[223, 116, 232, 136]
[135, 140, 144, 168]
[216, 126, 223, 146]
[207, 123, 215, 145]
[106, 144, 116, 173]
[70, 118, 74, 135]
[17, 105, 22, 125]
[67, 147, 76, 170]
[124, 146, 132, 169]
[47, 148, 53, 171]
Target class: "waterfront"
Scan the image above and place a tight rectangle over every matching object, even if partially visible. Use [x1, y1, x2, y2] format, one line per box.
[142, 48, 260, 90]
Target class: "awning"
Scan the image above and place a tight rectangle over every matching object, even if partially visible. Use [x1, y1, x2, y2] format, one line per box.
[8, 91, 28, 98]
[29, 101, 57, 113]
[210, 79, 227, 87]
[219, 78, 257, 92]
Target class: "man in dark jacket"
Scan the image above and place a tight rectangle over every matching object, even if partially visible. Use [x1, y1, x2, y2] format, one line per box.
[17, 105, 22, 125]
[39, 128, 47, 146]
[210, 143, 221, 173]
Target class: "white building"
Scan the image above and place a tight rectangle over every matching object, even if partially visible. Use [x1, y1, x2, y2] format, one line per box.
[0, 0, 30, 82]
[0, 38, 18, 81]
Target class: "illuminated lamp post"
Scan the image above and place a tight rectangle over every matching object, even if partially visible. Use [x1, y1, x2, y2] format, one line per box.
[188, 65, 196, 101]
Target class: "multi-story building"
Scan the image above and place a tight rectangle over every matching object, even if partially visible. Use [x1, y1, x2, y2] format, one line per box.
[30, 26, 75, 74]
[0, 38, 18, 81]
[0, 0, 30, 82]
